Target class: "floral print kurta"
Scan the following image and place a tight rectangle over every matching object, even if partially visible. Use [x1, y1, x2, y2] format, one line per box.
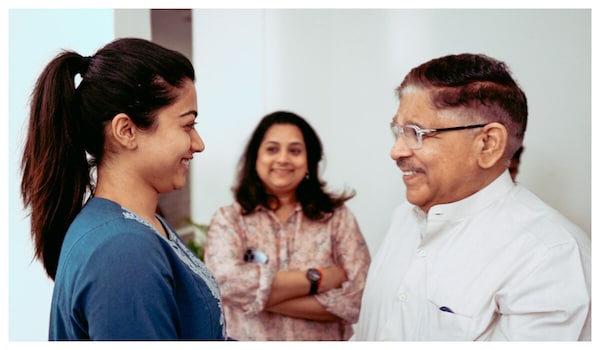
[204, 202, 371, 340]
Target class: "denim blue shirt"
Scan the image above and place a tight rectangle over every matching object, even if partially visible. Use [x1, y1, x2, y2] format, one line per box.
[49, 198, 225, 340]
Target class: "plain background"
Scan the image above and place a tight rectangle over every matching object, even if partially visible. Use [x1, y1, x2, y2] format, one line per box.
[5, 6, 592, 341]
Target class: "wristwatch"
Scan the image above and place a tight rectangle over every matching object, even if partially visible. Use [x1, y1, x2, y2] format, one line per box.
[306, 268, 322, 295]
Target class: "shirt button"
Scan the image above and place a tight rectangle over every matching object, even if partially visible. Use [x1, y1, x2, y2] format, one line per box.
[397, 293, 408, 302]
[416, 248, 427, 257]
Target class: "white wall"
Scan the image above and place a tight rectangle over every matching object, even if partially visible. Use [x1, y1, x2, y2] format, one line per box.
[7, 9, 116, 340]
[5, 7, 592, 341]
[190, 9, 591, 257]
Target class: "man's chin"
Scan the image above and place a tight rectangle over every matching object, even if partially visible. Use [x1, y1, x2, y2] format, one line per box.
[405, 192, 431, 211]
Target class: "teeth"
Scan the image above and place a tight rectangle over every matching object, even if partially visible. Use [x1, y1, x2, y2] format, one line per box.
[182, 159, 190, 166]
[403, 170, 416, 176]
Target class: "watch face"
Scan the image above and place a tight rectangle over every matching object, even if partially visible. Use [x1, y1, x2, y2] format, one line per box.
[307, 269, 321, 281]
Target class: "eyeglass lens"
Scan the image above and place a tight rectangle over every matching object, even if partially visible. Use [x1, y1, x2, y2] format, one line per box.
[391, 124, 419, 149]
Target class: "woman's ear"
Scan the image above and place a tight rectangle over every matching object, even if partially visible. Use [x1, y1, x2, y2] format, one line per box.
[110, 113, 137, 149]
[477, 122, 507, 169]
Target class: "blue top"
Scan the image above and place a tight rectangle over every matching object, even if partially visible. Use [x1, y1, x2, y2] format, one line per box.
[49, 198, 226, 340]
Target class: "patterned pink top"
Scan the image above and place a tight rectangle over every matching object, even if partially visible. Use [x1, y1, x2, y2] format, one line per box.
[204, 202, 371, 340]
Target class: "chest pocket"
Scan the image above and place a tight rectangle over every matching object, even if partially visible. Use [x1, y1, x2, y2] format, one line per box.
[421, 294, 478, 340]
[423, 282, 501, 341]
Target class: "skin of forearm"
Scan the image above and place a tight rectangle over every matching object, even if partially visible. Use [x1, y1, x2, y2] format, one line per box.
[266, 295, 341, 321]
[266, 270, 311, 307]
[265, 266, 347, 307]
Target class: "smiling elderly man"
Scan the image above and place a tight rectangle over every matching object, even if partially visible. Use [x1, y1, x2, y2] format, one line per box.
[353, 53, 590, 341]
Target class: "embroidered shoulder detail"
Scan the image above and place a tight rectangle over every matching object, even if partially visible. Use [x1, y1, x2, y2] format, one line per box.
[122, 211, 156, 231]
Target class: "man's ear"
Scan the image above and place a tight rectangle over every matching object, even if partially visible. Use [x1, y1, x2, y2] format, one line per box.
[477, 122, 507, 169]
[110, 113, 137, 149]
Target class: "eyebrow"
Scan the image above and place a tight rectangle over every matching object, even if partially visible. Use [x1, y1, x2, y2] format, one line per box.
[393, 115, 423, 128]
[264, 140, 305, 146]
[180, 110, 198, 118]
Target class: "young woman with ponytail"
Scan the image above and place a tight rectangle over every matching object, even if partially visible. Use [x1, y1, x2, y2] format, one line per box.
[20, 38, 225, 340]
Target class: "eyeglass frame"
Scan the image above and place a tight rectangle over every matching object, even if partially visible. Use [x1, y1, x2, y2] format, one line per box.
[390, 122, 489, 150]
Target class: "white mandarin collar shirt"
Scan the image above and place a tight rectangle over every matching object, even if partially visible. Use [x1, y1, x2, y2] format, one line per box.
[353, 171, 590, 341]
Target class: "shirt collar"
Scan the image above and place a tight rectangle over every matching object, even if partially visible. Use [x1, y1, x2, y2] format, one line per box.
[415, 170, 515, 222]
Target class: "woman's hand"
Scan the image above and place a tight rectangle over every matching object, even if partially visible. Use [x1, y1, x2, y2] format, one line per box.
[318, 266, 347, 293]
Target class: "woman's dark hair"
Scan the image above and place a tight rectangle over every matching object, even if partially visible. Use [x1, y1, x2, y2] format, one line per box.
[20, 38, 195, 279]
[234, 111, 355, 220]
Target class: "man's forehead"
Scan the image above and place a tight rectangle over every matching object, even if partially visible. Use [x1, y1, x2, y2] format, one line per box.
[395, 89, 436, 125]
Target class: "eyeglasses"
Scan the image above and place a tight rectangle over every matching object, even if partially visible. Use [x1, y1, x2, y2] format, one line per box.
[390, 122, 488, 150]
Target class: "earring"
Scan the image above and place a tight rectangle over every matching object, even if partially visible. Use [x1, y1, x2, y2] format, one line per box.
[305, 172, 310, 180]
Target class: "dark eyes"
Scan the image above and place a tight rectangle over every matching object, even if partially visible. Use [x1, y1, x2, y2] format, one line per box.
[265, 146, 302, 155]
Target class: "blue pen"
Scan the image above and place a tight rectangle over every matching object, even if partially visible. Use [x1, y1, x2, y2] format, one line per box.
[439, 306, 454, 313]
